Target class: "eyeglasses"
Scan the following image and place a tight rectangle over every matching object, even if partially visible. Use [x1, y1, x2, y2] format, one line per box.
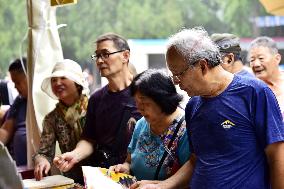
[171, 65, 191, 83]
[170, 59, 200, 84]
[91, 49, 126, 61]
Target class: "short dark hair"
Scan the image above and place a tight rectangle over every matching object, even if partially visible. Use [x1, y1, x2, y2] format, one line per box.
[95, 33, 130, 51]
[8, 57, 27, 73]
[130, 69, 183, 115]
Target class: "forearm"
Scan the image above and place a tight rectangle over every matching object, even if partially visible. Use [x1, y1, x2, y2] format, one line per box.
[36, 134, 56, 163]
[0, 128, 10, 144]
[0, 119, 14, 144]
[73, 139, 94, 162]
[266, 142, 284, 189]
[269, 159, 284, 189]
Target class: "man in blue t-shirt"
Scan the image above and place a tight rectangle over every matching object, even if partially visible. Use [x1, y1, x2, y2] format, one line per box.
[139, 28, 284, 189]
[0, 57, 28, 166]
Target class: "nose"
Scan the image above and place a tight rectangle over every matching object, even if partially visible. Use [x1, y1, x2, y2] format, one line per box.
[136, 102, 144, 113]
[52, 78, 63, 86]
[171, 76, 180, 85]
[14, 85, 20, 93]
[96, 56, 104, 66]
[250, 59, 261, 68]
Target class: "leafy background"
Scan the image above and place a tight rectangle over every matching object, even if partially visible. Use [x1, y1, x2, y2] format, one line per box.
[0, 0, 280, 77]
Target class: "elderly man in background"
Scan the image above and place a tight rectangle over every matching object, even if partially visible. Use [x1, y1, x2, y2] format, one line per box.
[248, 36, 284, 117]
[211, 33, 254, 78]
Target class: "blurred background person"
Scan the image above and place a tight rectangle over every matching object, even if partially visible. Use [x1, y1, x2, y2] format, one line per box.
[0, 57, 28, 166]
[248, 36, 284, 117]
[211, 33, 254, 78]
[0, 64, 19, 124]
[33, 59, 89, 184]
[110, 69, 190, 183]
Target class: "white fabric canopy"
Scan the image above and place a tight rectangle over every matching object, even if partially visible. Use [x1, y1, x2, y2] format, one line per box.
[26, 0, 63, 167]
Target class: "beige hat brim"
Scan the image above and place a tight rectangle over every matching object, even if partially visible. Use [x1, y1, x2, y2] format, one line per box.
[41, 70, 89, 100]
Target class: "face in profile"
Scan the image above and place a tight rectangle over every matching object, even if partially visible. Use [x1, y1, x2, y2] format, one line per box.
[95, 40, 127, 78]
[10, 71, 28, 98]
[51, 76, 79, 103]
[249, 46, 280, 81]
[166, 48, 204, 97]
[134, 91, 163, 124]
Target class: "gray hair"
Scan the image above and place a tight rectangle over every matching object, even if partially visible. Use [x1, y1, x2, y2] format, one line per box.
[166, 27, 222, 68]
[95, 32, 130, 51]
[249, 36, 278, 54]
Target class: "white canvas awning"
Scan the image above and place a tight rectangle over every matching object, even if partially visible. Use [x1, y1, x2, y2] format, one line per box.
[26, 0, 64, 167]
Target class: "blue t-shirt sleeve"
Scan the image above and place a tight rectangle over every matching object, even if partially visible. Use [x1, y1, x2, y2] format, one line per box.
[254, 86, 284, 147]
[177, 129, 191, 165]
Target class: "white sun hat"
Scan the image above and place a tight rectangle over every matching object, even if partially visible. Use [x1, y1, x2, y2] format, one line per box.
[41, 59, 90, 99]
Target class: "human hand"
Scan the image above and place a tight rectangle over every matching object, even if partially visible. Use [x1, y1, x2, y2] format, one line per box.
[53, 151, 80, 172]
[130, 180, 161, 189]
[34, 155, 51, 181]
[109, 163, 130, 174]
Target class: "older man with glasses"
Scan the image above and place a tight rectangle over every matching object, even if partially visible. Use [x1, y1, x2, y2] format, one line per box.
[137, 27, 284, 189]
[54, 33, 141, 173]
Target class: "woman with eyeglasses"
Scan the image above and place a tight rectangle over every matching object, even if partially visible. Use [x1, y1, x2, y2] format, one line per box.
[109, 69, 191, 188]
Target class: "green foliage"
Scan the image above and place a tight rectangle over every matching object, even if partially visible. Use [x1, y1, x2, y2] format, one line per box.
[0, 0, 27, 77]
[215, 0, 268, 37]
[0, 0, 276, 77]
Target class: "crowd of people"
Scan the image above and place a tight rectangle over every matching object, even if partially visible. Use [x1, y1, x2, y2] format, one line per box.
[0, 29, 284, 189]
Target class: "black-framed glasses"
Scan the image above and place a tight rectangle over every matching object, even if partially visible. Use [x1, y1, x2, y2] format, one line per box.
[91, 49, 126, 61]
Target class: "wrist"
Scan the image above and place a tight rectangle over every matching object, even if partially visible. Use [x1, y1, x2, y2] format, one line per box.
[123, 162, 131, 174]
[73, 150, 82, 163]
[33, 154, 48, 162]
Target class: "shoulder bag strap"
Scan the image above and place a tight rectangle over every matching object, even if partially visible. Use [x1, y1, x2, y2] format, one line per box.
[154, 115, 185, 180]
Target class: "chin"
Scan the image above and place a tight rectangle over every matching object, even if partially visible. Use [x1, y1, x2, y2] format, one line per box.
[255, 73, 267, 80]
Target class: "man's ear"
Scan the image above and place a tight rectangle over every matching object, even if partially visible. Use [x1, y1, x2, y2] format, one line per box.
[199, 59, 209, 75]
[122, 50, 130, 63]
[227, 53, 235, 64]
[275, 53, 281, 65]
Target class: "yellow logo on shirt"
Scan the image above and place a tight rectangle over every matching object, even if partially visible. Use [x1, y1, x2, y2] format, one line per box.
[221, 120, 235, 129]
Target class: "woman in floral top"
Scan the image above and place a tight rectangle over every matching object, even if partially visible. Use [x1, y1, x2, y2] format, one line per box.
[33, 59, 89, 184]
[109, 69, 190, 182]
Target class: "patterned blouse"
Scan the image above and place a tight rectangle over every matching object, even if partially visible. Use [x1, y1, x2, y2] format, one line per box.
[36, 108, 86, 163]
[35, 95, 88, 182]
